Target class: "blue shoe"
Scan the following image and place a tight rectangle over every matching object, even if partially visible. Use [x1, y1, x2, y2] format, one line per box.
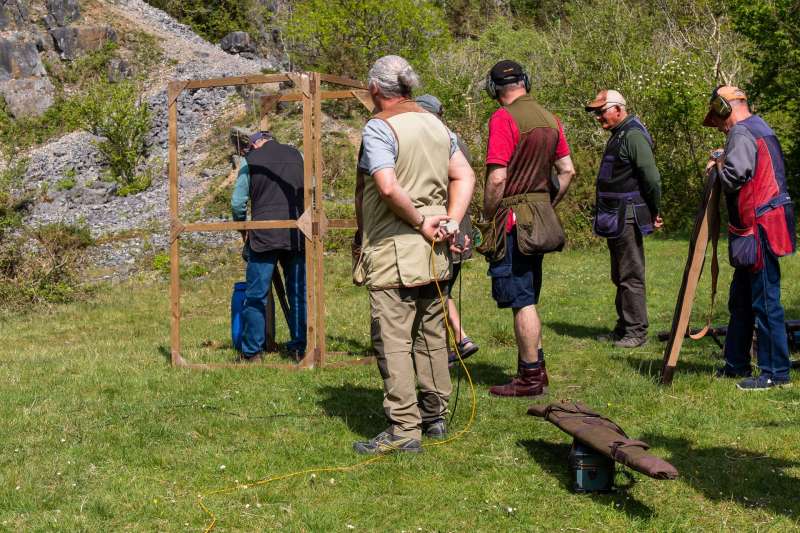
[736, 375, 791, 391]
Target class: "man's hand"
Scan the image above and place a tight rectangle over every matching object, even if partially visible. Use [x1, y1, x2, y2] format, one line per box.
[654, 215, 664, 230]
[420, 214, 449, 242]
[449, 231, 471, 255]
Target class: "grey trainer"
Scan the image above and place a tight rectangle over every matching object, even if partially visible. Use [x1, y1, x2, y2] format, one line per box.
[422, 419, 447, 439]
[613, 336, 647, 348]
[353, 431, 422, 455]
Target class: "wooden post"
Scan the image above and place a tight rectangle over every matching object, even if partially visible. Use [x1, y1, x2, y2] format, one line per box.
[168, 82, 182, 366]
[311, 72, 327, 366]
[300, 73, 317, 368]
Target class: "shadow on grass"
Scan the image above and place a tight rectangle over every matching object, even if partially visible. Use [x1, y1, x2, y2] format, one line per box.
[642, 432, 800, 518]
[157, 344, 170, 363]
[317, 385, 385, 438]
[548, 321, 608, 339]
[455, 360, 511, 386]
[617, 354, 718, 379]
[518, 438, 655, 520]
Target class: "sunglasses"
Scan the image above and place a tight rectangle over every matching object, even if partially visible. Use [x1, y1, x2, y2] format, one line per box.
[592, 105, 617, 117]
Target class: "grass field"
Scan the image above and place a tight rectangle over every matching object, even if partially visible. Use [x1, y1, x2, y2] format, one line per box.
[1, 237, 799, 532]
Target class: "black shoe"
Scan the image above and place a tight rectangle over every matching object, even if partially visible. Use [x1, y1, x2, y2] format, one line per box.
[736, 375, 792, 391]
[714, 366, 752, 379]
[422, 418, 447, 439]
[237, 353, 262, 363]
[352, 431, 422, 455]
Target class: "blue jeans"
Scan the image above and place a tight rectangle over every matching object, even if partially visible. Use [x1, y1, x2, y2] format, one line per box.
[241, 247, 306, 356]
[723, 240, 790, 380]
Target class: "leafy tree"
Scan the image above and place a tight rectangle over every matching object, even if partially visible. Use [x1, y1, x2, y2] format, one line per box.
[285, 0, 450, 78]
[80, 82, 152, 191]
[729, 0, 800, 197]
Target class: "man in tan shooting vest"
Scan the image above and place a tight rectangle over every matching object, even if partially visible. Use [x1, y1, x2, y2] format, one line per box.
[352, 55, 475, 454]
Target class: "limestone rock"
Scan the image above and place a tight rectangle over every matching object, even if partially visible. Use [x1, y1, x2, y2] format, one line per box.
[0, 0, 29, 31]
[106, 57, 131, 82]
[44, 0, 79, 29]
[0, 32, 47, 80]
[220, 31, 255, 54]
[50, 25, 117, 60]
[0, 77, 55, 117]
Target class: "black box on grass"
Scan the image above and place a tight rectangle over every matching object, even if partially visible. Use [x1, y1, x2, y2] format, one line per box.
[568, 440, 615, 493]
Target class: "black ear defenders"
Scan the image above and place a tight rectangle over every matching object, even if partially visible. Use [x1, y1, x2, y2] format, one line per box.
[485, 71, 531, 99]
[709, 86, 732, 119]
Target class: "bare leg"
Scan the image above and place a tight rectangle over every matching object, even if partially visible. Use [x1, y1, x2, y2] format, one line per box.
[447, 298, 466, 344]
[513, 304, 541, 363]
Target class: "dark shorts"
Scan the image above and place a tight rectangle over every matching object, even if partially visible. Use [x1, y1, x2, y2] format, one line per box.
[488, 229, 543, 309]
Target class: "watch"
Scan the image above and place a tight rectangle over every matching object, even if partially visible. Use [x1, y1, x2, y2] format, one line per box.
[412, 214, 425, 232]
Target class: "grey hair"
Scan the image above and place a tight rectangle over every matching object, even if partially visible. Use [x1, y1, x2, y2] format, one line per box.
[367, 55, 420, 98]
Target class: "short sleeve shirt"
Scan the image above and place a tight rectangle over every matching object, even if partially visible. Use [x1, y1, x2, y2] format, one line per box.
[485, 107, 570, 167]
[359, 118, 461, 175]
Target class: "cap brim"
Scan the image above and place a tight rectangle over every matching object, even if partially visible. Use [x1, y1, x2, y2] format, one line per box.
[584, 99, 604, 112]
[702, 109, 716, 127]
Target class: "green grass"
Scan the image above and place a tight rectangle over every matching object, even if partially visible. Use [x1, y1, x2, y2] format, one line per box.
[1, 238, 799, 531]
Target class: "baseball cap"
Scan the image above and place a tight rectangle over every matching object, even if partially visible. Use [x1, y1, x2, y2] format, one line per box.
[585, 89, 627, 111]
[702, 85, 747, 127]
[415, 94, 443, 115]
[248, 130, 273, 144]
[489, 60, 525, 85]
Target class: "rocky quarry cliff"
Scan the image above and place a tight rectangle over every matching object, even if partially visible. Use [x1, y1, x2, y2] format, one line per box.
[0, 0, 338, 279]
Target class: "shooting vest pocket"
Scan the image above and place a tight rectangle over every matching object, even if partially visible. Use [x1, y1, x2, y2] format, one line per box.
[505, 192, 565, 254]
[362, 205, 451, 289]
[593, 191, 652, 239]
[727, 224, 758, 269]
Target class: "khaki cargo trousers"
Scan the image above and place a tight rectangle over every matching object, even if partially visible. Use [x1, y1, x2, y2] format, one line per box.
[369, 283, 452, 440]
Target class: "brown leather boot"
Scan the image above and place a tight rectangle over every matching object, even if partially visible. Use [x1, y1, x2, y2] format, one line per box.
[489, 366, 545, 397]
[541, 359, 549, 388]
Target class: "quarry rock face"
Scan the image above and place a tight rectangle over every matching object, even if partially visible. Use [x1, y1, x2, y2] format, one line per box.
[0, 76, 54, 117]
[50, 25, 117, 60]
[0, 0, 30, 31]
[0, 32, 47, 80]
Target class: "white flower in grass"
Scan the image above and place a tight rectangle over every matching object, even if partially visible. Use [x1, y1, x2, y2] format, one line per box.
[219, 464, 226, 470]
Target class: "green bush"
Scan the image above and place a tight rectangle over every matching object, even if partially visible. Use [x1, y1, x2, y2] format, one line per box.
[0, 223, 93, 310]
[80, 82, 152, 190]
[56, 177, 76, 191]
[0, 158, 29, 232]
[146, 0, 268, 43]
[285, 0, 451, 78]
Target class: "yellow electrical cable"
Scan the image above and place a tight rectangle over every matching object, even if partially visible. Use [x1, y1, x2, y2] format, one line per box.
[195, 236, 477, 532]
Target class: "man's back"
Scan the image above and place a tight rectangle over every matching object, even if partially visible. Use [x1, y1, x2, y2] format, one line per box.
[245, 141, 304, 252]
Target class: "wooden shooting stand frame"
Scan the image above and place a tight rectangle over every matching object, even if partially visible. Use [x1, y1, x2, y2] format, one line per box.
[660, 170, 721, 384]
[167, 72, 375, 370]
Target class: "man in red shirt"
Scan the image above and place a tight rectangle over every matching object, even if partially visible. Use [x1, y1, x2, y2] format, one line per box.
[482, 60, 575, 396]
